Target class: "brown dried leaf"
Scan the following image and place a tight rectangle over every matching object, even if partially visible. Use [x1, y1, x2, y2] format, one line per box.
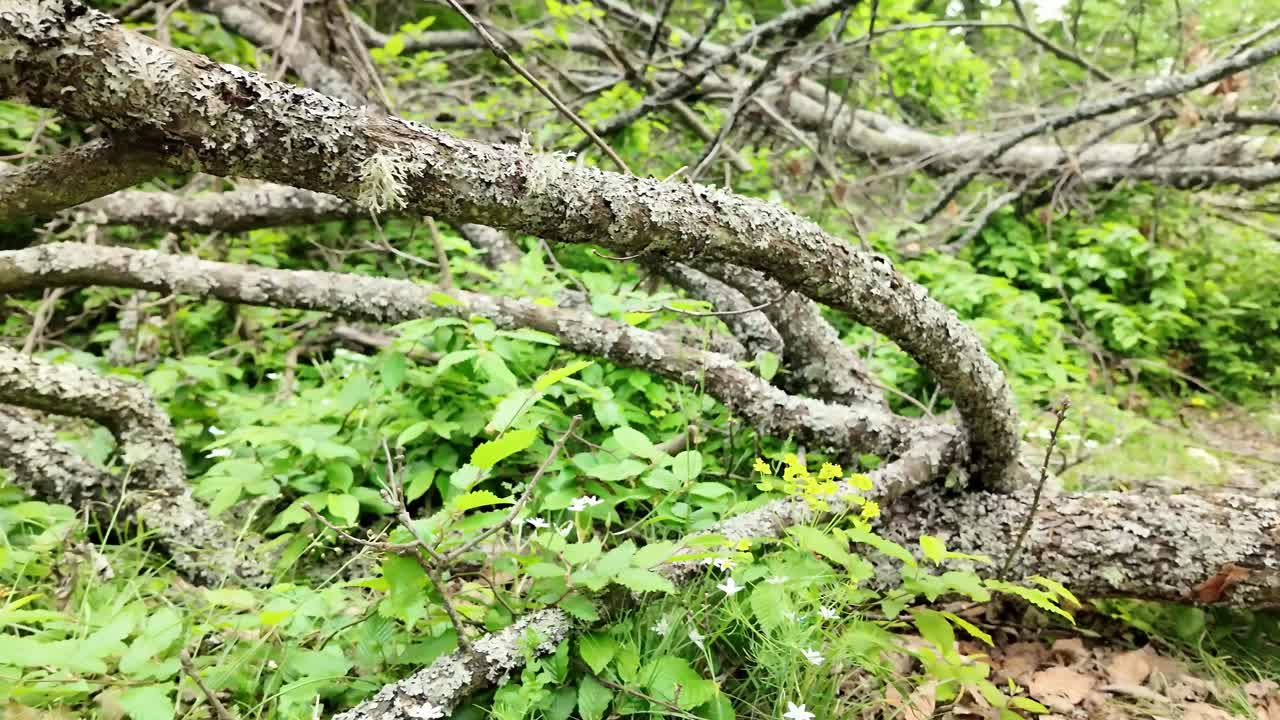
[994, 641, 1046, 685]
[1050, 637, 1088, 665]
[1192, 563, 1251, 603]
[884, 682, 937, 720]
[1029, 667, 1095, 713]
[1183, 702, 1235, 720]
[1107, 648, 1153, 686]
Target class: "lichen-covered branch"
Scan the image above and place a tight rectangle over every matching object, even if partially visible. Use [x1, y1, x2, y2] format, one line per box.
[701, 262, 885, 408]
[73, 183, 358, 232]
[0, 138, 165, 226]
[457, 223, 524, 267]
[0, 348, 270, 585]
[649, 260, 785, 362]
[0, 242, 926, 458]
[0, 0, 1021, 486]
[0, 404, 120, 511]
[877, 486, 1280, 608]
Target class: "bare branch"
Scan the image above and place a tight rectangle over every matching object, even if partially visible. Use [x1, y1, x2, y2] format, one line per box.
[0, 138, 165, 226]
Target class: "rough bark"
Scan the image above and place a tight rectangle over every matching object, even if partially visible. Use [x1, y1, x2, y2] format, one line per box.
[0, 138, 165, 226]
[0, 243, 927, 458]
[0, 404, 120, 511]
[0, 347, 270, 585]
[0, 0, 1022, 486]
[649, 260, 786, 362]
[457, 222, 524, 267]
[701, 262, 885, 408]
[878, 486, 1280, 609]
[73, 183, 358, 232]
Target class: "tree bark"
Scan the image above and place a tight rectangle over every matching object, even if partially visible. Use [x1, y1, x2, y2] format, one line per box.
[0, 0, 1021, 486]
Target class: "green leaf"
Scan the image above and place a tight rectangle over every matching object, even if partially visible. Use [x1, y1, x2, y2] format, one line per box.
[203, 588, 257, 610]
[788, 525, 852, 567]
[429, 291, 461, 306]
[397, 420, 433, 447]
[670, 450, 703, 482]
[587, 459, 649, 481]
[384, 33, 405, 57]
[690, 482, 732, 500]
[118, 685, 174, 720]
[327, 493, 360, 525]
[919, 535, 947, 564]
[632, 541, 677, 568]
[757, 351, 780, 381]
[535, 359, 594, 391]
[450, 490, 512, 513]
[578, 632, 617, 674]
[844, 528, 917, 568]
[613, 426, 663, 460]
[911, 608, 956, 655]
[471, 428, 538, 469]
[559, 594, 599, 621]
[614, 568, 675, 594]
[1028, 575, 1081, 608]
[1010, 697, 1051, 713]
[564, 539, 603, 565]
[595, 541, 636, 578]
[645, 657, 716, 710]
[577, 676, 613, 720]
[941, 611, 993, 646]
[381, 351, 407, 391]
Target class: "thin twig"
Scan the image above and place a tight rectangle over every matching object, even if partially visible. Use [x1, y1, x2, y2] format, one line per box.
[438, 0, 631, 173]
[999, 398, 1070, 579]
[426, 216, 454, 289]
[179, 648, 235, 720]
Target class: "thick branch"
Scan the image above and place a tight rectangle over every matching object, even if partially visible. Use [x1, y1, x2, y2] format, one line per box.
[0, 243, 925, 458]
[0, 138, 165, 226]
[649, 260, 785, 361]
[457, 222, 524, 267]
[0, 1, 1021, 485]
[73, 183, 357, 231]
[0, 348, 270, 585]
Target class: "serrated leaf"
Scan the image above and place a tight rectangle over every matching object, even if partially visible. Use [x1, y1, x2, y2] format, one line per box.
[577, 676, 613, 720]
[397, 420, 433, 447]
[564, 539, 603, 565]
[632, 541, 677, 568]
[1029, 575, 1081, 607]
[844, 528, 917, 568]
[578, 632, 617, 674]
[559, 594, 599, 621]
[595, 541, 636, 578]
[450, 490, 512, 513]
[471, 428, 538, 469]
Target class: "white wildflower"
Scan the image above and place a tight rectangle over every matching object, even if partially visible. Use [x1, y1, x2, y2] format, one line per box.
[801, 647, 825, 666]
[689, 629, 705, 649]
[717, 577, 744, 596]
[783, 702, 815, 720]
[525, 517, 549, 529]
[712, 557, 735, 571]
[818, 606, 838, 621]
[568, 495, 602, 513]
[651, 616, 671, 636]
[207, 425, 225, 436]
[556, 522, 573, 537]
[205, 447, 232, 459]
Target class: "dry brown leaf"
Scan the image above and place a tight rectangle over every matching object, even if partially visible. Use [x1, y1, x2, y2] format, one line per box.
[1029, 666, 1095, 713]
[994, 641, 1046, 685]
[1107, 648, 1153, 686]
[884, 682, 937, 720]
[1192, 563, 1252, 603]
[1050, 637, 1088, 665]
[1183, 702, 1235, 720]
[1244, 680, 1279, 699]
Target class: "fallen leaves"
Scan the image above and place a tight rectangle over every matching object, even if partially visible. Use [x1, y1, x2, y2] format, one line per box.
[1029, 666, 1095, 713]
[1192, 564, 1252, 603]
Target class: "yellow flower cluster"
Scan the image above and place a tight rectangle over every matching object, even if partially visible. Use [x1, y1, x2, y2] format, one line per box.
[753, 455, 879, 520]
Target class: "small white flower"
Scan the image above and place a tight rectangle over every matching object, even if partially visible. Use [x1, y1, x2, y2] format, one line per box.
[651, 616, 671, 636]
[818, 606, 839, 621]
[266, 372, 280, 380]
[208, 425, 225, 436]
[205, 447, 232, 459]
[689, 629, 705, 649]
[765, 575, 789, 585]
[801, 647, 824, 666]
[556, 522, 573, 537]
[783, 702, 815, 720]
[568, 495, 602, 513]
[525, 517, 549, 529]
[1084, 439, 1099, 450]
[712, 557, 735, 571]
[717, 577, 744, 596]
[699, 558, 715, 566]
